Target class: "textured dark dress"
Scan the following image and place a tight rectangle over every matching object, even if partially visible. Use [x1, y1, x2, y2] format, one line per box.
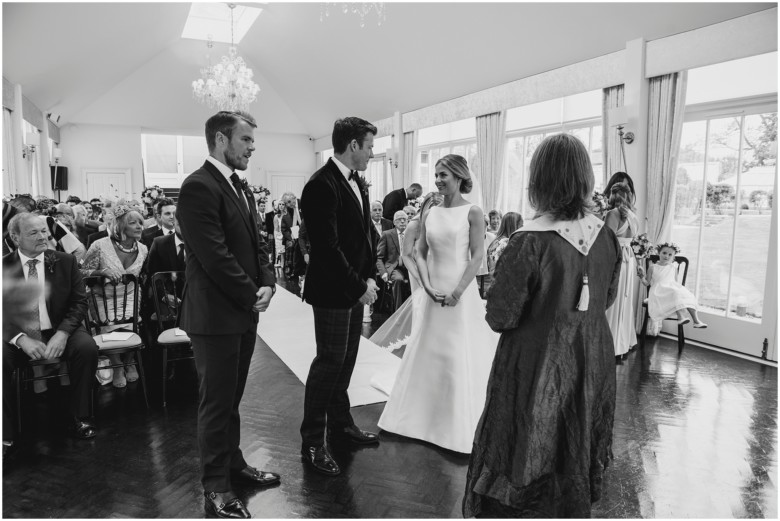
[463, 223, 622, 518]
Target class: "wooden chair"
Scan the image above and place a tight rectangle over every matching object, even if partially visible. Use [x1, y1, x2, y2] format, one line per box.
[83, 274, 149, 408]
[149, 271, 192, 407]
[639, 255, 690, 355]
[13, 358, 79, 434]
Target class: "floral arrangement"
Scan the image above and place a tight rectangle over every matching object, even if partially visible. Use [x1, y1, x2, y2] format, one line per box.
[249, 184, 271, 202]
[630, 233, 654, 259]
[408, 196, 424, 211]
[592, 191, 609, 216]
[654, 241, 681, 255]
[141, 185, 165, 206]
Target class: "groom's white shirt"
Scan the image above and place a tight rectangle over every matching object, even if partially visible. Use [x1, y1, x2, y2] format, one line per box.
[332, 156, 362, 210]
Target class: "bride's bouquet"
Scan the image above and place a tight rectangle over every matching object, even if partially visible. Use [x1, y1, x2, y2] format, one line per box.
[630, 233, 653, 259]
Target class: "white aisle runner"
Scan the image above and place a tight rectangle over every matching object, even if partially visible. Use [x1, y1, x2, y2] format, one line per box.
[257, 285, 400, 406]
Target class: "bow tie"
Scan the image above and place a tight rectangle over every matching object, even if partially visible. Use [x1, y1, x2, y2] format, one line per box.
[349, 170, 359, 182]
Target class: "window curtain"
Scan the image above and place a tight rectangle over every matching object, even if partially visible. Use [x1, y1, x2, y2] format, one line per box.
[402, 131, 416, 188]
[602, 84, 624, 181]
[3, 108, 15, 195]
[636, 71, 688, 334]
[475, 111, 506, 213]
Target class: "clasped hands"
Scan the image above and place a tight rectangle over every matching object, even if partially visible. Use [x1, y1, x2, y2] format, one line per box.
[253, 286, 274, 312]
[19, 330, 69, 361]
[359, 278, 379, 306]
[425, 286, 460, 307]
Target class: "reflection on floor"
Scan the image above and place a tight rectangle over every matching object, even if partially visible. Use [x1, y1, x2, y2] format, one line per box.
[3, 278, 777, 518]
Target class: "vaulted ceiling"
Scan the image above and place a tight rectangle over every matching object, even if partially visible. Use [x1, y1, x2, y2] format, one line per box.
[3, 2, 774, 138]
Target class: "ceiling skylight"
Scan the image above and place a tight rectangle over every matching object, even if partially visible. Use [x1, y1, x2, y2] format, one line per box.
[181, 3, 262, 44]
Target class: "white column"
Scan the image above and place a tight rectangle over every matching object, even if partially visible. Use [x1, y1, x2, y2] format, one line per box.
[391, 111, 403, 190]
[623, 38, 650, 226]
[12, 84, 29, 195]
[40, 115, 52, 198]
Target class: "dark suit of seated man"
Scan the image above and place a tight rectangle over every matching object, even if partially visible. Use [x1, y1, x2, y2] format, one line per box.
[141, 198, 177, 250]
[3, 213, 99, 451]
[376, 211, 412, 310]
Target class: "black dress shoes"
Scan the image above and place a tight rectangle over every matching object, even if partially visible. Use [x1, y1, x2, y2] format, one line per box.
[231, 465, 280, 486]
[327, 424, 380, 446]
[204, 491, 250, 519]
[69, 418, 97, 439]
[301, 445, 341, 476]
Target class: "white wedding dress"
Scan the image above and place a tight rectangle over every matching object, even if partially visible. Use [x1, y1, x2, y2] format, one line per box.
[377, 204, 499, 453]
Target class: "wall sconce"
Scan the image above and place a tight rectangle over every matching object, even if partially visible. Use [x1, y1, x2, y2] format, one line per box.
[387, 148, 399, 169]
[607, 106, 634, 173]
[22, 132, 40, 159]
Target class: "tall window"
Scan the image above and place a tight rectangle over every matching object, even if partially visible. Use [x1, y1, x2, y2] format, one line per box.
[672, 52, 777, 321]
[415, 118, 477, 195]
[500, 90, 603, 219]
[23, 120, 40, 196]
[141, 134, 208, 188]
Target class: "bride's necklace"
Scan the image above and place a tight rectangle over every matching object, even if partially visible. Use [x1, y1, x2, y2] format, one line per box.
[113, 239, 138, 254]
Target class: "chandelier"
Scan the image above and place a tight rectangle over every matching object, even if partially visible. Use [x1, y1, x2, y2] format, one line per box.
[320, 3, 386, 28]
[192, 4, 260, 111]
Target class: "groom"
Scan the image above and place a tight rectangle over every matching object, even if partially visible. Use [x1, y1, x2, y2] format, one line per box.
[299, 117, 381, 476]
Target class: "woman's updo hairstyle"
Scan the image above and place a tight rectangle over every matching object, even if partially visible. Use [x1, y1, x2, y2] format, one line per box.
[435, 154, 473, 194]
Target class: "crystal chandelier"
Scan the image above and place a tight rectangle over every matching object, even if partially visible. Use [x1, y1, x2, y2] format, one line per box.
[320, 3, 386, 28]
[192, 4, 260, 111]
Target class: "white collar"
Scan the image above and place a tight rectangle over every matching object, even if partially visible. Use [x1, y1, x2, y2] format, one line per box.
[515, 213, 604, 256]
[18, 250, 45, 266]
[207, 155, 243, 182]
[331, 157, 354, 182]
[174, 234, 183, 249]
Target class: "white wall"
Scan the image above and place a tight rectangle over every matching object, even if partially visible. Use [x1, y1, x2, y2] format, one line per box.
[57, 123, 315, 200]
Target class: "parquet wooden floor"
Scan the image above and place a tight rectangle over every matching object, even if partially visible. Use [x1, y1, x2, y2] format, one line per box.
[3, 280, 777, 518]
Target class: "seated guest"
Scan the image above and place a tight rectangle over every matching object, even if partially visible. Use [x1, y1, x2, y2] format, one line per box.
[370, 201, 394, 238]
[81, 204, 148, 388]
[146, 214, 186, 277]
[381, 183, 423, 221]
[487, 209, 502, 234]
[3, 213, 99, 448]
[47, 204, 86, 264]
[10, 195, 37, 214]
[3, 202, 20, 256]
[256, 198, 269, 241]
[403, 205, 417, 221]
[72, 204, 101, 247]
[484, 211, 523, 294]
[141, 198, 176, 249]
[65, 195, 82, 207]
[88, 198, 103, 221]
[376, 210, 411, 309]
[86, 199, 117, 249]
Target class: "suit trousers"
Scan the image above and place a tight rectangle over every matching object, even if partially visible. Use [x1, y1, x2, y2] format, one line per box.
[300, 303, 363, 447]
[3, 327, 98, 441]
[191, 329, 255, 493]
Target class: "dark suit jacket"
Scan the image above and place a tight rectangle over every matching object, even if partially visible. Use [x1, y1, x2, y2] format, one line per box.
[376, 229, 404, 278]
[2, 250, 88, 343]
[381, 188, 407, 221]
[177, 160, 275, 335]
[147, 233, 186, 275]
[301, 158, 377, 308]
[141, 225, 165, 250]
[263, 211, 275, 237]
[86, 229, 108, 250]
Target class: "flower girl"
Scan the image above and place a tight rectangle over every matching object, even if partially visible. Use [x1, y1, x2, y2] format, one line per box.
[639, 242, 707, 328]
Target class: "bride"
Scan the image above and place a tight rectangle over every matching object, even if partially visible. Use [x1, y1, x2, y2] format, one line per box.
[369, 191, 442, 354]
[377, 154, 499, 454]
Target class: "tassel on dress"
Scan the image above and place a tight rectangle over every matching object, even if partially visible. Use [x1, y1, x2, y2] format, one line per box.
[576, 275, 590, 311]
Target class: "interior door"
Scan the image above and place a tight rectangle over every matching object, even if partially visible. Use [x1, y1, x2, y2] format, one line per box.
[85, 169, 130, 201]
[270, 173, 307, 203]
